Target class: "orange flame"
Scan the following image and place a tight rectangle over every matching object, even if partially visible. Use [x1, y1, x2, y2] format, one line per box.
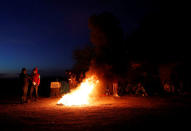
[57, 75, 99, 106]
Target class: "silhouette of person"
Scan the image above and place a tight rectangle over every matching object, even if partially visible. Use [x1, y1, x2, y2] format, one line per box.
[19, 68, 29, 103]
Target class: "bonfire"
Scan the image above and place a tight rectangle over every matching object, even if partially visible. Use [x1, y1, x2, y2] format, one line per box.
[57, 74, 99, 106]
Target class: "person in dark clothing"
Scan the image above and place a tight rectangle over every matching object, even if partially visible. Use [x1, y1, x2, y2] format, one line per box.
[19, 68, 29, 103]
[135, 82, 148, 96]
[30, 67, 40, 101]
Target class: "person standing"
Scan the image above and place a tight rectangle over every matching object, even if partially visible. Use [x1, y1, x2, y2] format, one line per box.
[19, 68, 29, 103]
[135, 82, 148, 96]
[69, 73, 77, 90]
[113, 78, 119, 97]
[30, 67, 40, 101]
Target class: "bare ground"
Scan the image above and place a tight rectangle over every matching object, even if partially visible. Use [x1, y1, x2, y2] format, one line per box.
[0, 96, 191, 131]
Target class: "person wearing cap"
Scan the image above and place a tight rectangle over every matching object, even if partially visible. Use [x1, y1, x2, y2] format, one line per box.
[19, 68, 29, 103]
[30, 67, 40, 101]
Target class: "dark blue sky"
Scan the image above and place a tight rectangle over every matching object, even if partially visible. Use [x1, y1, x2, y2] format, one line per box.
[0, 0, 159, 77]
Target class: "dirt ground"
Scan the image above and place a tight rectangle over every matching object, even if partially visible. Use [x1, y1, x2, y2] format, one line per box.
[0, 96, 191, 131]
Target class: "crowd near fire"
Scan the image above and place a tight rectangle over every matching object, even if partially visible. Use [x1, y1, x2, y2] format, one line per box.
[16, 12, 190, 107]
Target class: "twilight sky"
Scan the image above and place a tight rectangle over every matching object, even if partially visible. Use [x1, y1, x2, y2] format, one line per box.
[0, 0, 159, 77]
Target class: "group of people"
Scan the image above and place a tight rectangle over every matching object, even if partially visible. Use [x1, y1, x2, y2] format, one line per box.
[125, 82, 148, 96]
[162, 80, 184, 95]
[66, 71, 84, 91]
[19, 67, 40, 103]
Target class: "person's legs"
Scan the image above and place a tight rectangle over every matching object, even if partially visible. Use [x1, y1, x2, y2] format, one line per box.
[23, 85, 28, 102]
[34, 86, 38, 100]
[113, 83, 119, 96]
[21, 86, 24, 103]
[30, 86, 34, 101]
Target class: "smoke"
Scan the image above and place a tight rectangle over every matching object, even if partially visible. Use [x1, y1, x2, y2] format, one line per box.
[88, 12, 128, 94]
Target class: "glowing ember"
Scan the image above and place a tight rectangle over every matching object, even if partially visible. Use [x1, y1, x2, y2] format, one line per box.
[57, 75, 99, 106]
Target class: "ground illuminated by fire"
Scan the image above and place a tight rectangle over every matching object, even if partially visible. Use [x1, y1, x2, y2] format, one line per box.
[1, 96, 191, 130]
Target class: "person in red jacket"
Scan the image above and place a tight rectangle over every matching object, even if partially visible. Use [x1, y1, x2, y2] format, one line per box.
[30, 67, 40, 101]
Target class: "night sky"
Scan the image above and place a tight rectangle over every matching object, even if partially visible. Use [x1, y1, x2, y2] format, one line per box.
[0, 0, 159, 77]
